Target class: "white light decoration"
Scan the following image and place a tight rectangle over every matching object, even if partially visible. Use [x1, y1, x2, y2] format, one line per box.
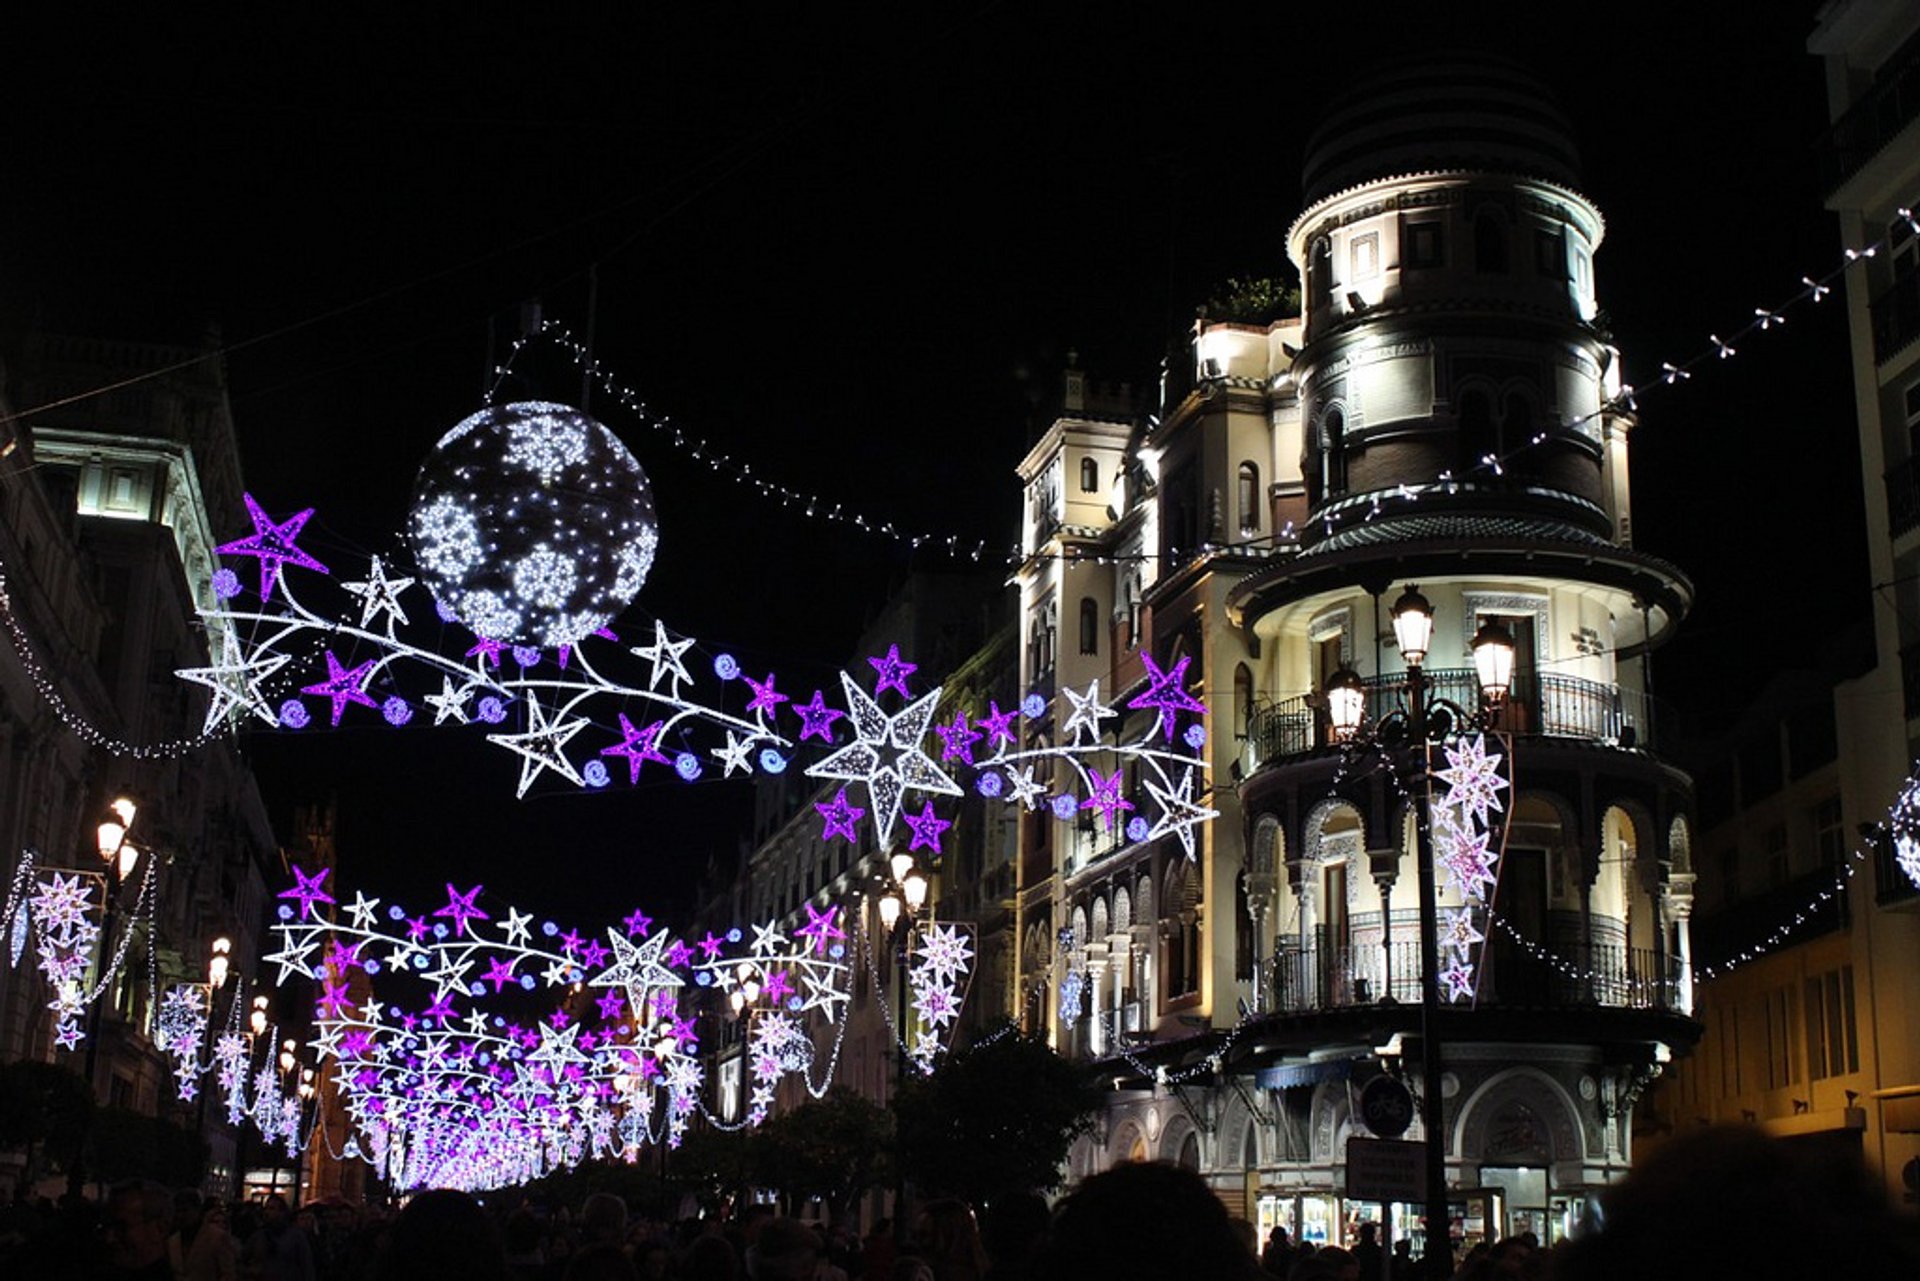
[408, 402, 659, 648]
[1891, 764, 1920, 891]
[265, 873, 860, 1192]
[1426, 732, 1510, 1003]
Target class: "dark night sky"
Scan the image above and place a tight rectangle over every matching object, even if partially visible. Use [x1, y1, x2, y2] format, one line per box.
[0, 6, 1868, 921]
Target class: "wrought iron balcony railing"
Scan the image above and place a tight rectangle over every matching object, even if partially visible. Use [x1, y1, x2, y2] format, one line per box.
[1267, 938, 1681, 1015]
[1245, 670, 1652, 766]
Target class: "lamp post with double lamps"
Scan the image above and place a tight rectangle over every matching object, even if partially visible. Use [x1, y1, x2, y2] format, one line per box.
[1323, 586, 1513, 1281]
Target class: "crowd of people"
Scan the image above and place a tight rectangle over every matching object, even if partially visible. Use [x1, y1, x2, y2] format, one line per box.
[2, 1126, 1918, 1280]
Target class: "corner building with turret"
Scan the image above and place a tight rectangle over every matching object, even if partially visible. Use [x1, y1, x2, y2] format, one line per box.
[1013, 60, 1701, 1251]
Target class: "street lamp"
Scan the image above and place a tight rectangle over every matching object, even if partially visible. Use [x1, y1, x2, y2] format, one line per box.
[901, 871, 929, 913]
[208, 937, 232, 992]
[250, 995, 269, 1039]
[1324, 589, 1514, 1280]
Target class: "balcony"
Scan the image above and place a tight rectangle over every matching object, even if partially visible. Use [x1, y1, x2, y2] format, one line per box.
[1820, 36, 1920, 194]
[1246, 670, 1651, 765]
[1889, 456, 1920, 539]
[1871, 271, 1920, 365]
[1268, 938, 1682, 1015]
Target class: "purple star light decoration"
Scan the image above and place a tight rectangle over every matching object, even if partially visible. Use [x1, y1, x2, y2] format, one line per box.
[601, 714, 671, 784]
[1081, 768, 1135, 832]
[434, 884, 490, 936]
[794, 904, 846, 956]
[791, 690, 844, 742]
[934, 711, 981, 764]
[301, 650, 379, 726]
[278, 866, 335, 920]
[743, 672, 788, 718]
[815, 788, 866, 843]
[868, 645, 917, 697]
[216, 494, 329, 597]
[903, 801, 951, 854]
[1127, 654, 1210, 741]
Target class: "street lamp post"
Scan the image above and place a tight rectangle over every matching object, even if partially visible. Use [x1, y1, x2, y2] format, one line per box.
[81, 798, 142, 1093]
[195, 937, 233, 1183]
[1327, 587, 1513, 1281]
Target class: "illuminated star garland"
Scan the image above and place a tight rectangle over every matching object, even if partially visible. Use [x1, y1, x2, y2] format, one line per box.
[1426, 732, 1510, 1004]
[189, 495, 794, 800]
[266, 876, 860, 1192]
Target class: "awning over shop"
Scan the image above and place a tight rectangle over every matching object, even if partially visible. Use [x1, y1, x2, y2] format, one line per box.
[1257, 1058, 1356, 1090]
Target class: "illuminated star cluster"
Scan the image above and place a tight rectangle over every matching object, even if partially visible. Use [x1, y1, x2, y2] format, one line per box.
[1426, 733, 1510, 1004]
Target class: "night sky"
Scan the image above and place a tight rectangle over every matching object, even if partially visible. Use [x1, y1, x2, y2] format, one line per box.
[0, 6, 1866, 920]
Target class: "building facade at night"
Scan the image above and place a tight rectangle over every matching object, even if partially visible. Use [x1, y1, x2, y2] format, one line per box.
[1648, 0, 1920, 1205]
[1015, 61, 1703, 1249]
[0, 331, 282, 1195]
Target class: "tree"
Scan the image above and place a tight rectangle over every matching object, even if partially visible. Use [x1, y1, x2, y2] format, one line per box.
[666, 1125, 758, 1214]
[84, 1107, 207, 1188]
[0, 1059, 94, 1185]
[1201, 275, 1301, 326]
[752, 1087, 892, 1222]
[892, 1026, 1103, 1207]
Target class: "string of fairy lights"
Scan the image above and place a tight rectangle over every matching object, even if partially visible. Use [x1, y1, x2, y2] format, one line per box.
[478, 200, 1919, 571]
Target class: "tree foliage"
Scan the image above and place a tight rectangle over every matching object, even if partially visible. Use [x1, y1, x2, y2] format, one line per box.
[0, 1059, 94, 1180]
[892, 1027, 1103, 1207]
[751, 1087, 892, 1220]
[1201, 275, 1301, 326]
[85, 1106, 207, 1187]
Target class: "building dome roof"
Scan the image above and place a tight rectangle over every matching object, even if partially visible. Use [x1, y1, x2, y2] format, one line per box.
[1300, 54, 1582, 207]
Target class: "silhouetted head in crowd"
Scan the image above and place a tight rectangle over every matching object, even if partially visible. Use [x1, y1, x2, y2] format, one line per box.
[105, 1180, 173, 1273]
[581, 1192, 629, 1248]
[981, 1191, 1049, 1270]
[1554, 1124, 1920, 1280]
[372, 1188, 509, 1281]
[1040, 1161, 1269, 1281]
[746, 1217, 823, 1281]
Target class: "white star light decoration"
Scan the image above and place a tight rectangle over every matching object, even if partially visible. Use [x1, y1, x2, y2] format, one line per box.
[263, 875, 857, 1192]
[1889, 765, 1920, 892]
[1427, 732, 1510, 1004]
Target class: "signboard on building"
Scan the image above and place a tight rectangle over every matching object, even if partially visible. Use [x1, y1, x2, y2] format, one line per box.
[1345, 1136, 1427, 1203]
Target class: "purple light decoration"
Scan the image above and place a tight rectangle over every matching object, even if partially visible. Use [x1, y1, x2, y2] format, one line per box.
[1081, 767, 1134, 831]
[211, 568, 241, 599]
[512, 645, 541, 668]
[794, 904, 845, 956]
[279, 700, 311, 729]
[815, 788, 866, 842]
[382, 696, 412, 726]
[476, 697, 507, 723]
[1127, 816, 1151, 843]
[301, 650, 380, 726]
[759, 748, 788, 774]
[278, 865, 336, 920]
[601, 714, 672, 784]
[582, 760, 610, 788]
[1184, 724, 1208, 750]
[434, 883, 490, 935]
[215, 494, 330, 597]
[435, 597, 459, 623]
[977, 700, 1018, 749]
[867, 644, 917, 697]
[714, 653, 740, 680]
[1049, 793, 1078, 821]
[1021, 693, 1047, 719]
[623, 909, 652, 937]
[977, 772, 1004, 798]
[903, 801, 951, 854]
[791, 689, 843, 742]
[1126, 654, 1210, 740]
[743, 672, 788, 717]
[934, 711, 981, 764]
[466, 635, 506, 667]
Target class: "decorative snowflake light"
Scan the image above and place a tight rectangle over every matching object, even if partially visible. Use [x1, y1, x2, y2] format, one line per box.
[407, 402, 659, 648]
[1423, 733, 1510, 1004]
[1889, 764, 1920, 891]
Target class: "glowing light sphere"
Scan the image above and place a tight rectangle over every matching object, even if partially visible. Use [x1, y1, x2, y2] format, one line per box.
[407, 402, 659, 648]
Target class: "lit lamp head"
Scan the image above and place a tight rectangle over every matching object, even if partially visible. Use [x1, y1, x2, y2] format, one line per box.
[902, 871, 929, 912]
[1472, 620, 1517, 705]
[728, 989, 746, 1015]
[109, 797, 137, 829]
[1326, 666, 1367, 744]
[878, 894, 903, 930]
[209, 936, 232, 989]
[1391, 585, 1434, 668]
[251, 995, 269, 1037]
[279, 1040, 296, 1073]
[889, 851, 915, 884]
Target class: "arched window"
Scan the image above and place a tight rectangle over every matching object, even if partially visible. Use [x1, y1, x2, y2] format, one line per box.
[1079, 597, 1099, 655]
[1177, 1131, 1200, 1171]
[1234, 663, 1254, 739]
[1237, 461, 1260, 534]
[1474, 208, 1509, 275]
[1321, 408, 1347, 497]
[1080, 457, 1099, 493]
[1459, 388, 1496, 468]
[1309, 237, 1333, 304]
